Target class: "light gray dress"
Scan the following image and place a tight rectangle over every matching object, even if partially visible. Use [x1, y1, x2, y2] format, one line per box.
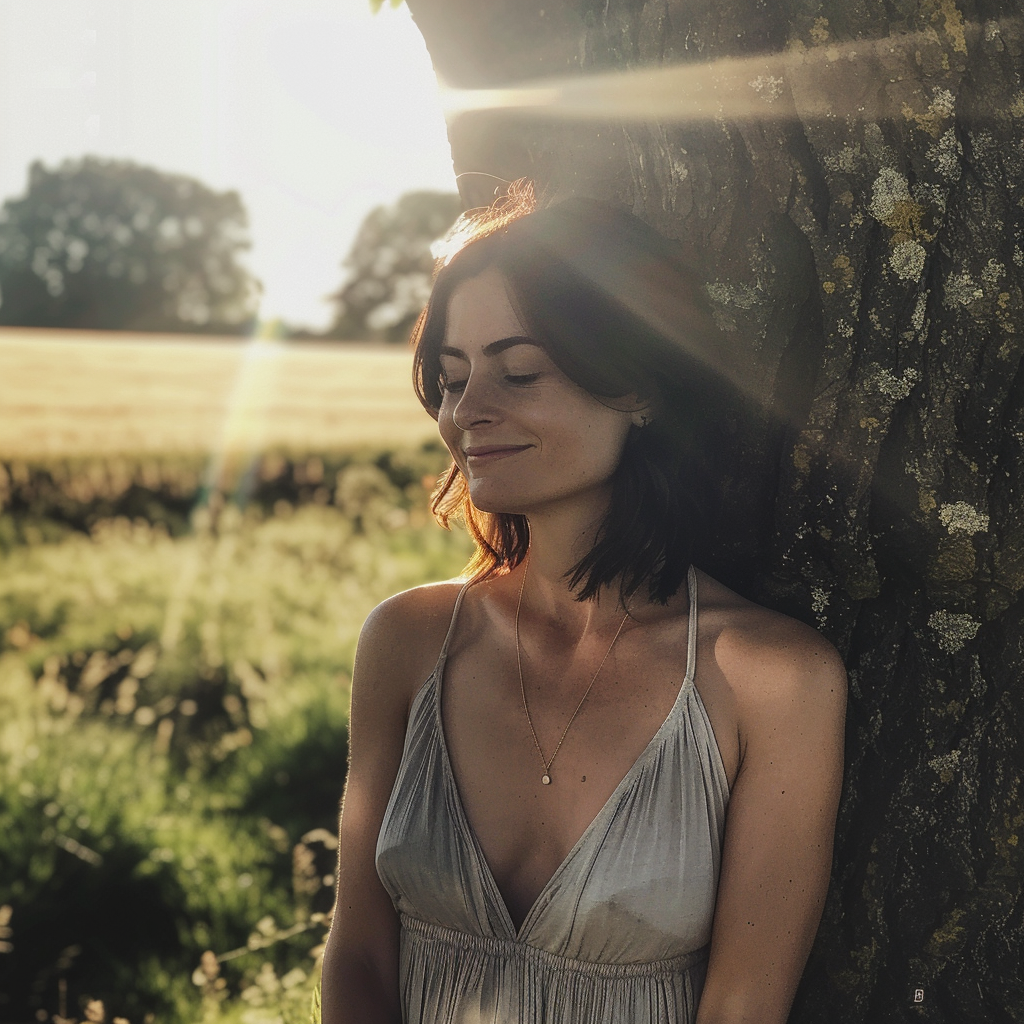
[376, 566, 730, 1023]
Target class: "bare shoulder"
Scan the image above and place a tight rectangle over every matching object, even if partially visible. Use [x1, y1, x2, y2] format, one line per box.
[695, 570, 847, 717]
[361, 578, 467, 646]
[354, 580, 467, 712]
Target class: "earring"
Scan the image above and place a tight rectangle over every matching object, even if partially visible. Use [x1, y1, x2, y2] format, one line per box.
[635, 413, 650, 428]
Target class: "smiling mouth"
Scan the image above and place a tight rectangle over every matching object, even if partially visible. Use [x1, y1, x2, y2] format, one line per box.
[463, 444, 532, 461]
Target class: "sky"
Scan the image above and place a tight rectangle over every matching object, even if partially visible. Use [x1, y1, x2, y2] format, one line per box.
[0, 0, 457, 329]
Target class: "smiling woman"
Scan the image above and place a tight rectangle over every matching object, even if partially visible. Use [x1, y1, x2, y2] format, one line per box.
[438, 272, 641, 527]
[320, 183, 847, 1024]
[414, 184, 730, 600]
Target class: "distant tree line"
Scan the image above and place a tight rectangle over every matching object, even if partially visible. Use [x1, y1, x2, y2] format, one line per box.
[324, 190, 463, 343]
[0, 156, 461, 340]
[0, 158, 260, 335]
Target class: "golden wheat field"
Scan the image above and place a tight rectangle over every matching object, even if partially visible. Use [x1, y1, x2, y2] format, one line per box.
[0, 327, 439, 457]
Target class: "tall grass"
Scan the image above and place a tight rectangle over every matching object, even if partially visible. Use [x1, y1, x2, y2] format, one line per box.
[0, 446, 471, 1024]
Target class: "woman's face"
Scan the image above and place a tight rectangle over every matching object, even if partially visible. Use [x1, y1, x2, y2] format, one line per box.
[437, 267, 639, 519]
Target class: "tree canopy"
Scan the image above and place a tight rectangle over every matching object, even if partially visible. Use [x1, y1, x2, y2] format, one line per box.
[0, 157, 260, 335]
[326, 190, 462, 342]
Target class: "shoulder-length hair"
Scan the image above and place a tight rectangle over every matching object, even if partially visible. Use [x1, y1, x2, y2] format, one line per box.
[412, 181, 735, 605]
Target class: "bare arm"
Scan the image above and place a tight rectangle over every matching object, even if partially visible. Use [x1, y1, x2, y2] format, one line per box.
[321, 593, 442, 1024]
[696, 625, 847, 1024]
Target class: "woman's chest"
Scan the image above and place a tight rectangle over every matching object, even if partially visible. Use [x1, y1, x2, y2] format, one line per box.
[440, 640, 690, 929]
[375, 668, 728, 954]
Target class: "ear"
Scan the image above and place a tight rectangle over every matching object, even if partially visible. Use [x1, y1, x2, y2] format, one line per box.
[629, 399, 654, 428]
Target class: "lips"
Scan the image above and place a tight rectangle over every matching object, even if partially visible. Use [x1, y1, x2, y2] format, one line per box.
[463, 444, 532, 461]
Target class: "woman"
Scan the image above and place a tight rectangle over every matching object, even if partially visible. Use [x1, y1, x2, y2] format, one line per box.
[321, 183, 846, 1024]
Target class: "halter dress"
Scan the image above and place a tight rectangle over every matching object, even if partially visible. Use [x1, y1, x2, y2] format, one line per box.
[376, 566, 730, 1023]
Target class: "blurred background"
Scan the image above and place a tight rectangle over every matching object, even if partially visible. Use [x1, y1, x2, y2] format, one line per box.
[0, 2, 471, 1021]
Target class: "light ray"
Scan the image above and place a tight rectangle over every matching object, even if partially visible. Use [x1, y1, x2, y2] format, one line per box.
[161, 327, 285, 654]
[441, 20, 1019, 123]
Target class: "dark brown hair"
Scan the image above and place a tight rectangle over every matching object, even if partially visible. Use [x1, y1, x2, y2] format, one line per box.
[412, 181, 734, 604]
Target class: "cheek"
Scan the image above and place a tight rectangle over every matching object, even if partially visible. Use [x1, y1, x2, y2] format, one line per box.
[566, 422, 632, 483]
[555, 409, 630, 457]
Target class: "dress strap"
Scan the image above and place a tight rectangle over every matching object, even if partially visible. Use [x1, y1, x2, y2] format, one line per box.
[437, 578, 474, 663]
[685, 565, 698, 682]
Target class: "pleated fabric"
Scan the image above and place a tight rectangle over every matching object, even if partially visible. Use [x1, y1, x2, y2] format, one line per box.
[376, 567, 730, 1024]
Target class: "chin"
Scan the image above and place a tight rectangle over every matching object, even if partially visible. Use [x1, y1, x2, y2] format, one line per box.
[467, 485, 528, 516]
[468, 495, 515, 516]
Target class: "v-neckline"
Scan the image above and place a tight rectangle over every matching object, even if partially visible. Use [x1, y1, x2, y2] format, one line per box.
[431, 567, 699, 942]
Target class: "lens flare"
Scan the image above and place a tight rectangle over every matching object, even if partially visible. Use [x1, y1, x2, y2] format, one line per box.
[441, 21, 1016, 124]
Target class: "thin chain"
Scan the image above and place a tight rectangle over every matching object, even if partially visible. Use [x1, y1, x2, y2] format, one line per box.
[515, 557, 630, 785]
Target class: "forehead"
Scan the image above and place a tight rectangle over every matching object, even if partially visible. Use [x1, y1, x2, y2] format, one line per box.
[443, 268, 526, 354]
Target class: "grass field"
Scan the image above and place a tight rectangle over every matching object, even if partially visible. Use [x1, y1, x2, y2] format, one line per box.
[0, 329, 467, 1022]
[0, 498, 471, 1024]
[0, 327, 439, 457]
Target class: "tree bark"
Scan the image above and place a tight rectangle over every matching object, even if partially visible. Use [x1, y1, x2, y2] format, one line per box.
[406, 1, 1024, 1020]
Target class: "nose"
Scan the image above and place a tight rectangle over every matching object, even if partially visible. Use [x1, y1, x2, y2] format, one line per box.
[451, 373, 500, 430]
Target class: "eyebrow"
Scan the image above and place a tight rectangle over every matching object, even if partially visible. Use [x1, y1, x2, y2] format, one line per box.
[438, 336, 542, 360]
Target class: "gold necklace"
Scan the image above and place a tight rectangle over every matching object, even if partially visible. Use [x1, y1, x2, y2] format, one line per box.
[515, 558, 630, 786]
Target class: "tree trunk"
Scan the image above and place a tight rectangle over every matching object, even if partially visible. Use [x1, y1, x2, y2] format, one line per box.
[406, 1, 1024, 1020]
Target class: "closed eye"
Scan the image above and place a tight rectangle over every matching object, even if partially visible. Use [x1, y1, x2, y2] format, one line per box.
[439, 372, 540, 394]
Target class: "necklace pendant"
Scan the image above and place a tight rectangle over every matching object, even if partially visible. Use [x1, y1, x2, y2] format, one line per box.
[541, 773, 551, 785]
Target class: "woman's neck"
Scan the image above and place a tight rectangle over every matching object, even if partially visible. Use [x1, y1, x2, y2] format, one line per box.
[516, 499, 626, 629]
